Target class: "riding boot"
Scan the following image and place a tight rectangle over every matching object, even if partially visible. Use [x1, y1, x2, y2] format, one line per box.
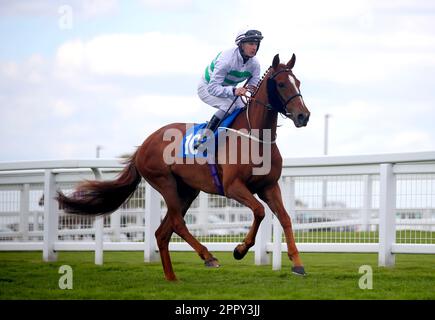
[193, 115, 221, 149]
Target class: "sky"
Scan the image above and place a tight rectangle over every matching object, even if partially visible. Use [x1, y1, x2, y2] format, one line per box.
[1, 0, 435, 161]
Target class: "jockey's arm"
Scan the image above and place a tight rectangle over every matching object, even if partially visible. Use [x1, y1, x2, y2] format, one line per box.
[246, 62, 261, 93]
[207, 59, 235, 98]
[207, 51, 261, 98]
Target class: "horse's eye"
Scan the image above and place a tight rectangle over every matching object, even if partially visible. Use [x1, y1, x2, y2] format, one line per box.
[278, 83, 285, 88]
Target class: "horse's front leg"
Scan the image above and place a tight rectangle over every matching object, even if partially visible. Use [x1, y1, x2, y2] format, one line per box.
[258, 183, 306, 275]
[225, 179, 265, 260]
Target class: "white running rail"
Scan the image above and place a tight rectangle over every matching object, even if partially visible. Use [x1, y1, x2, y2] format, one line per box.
[0, 151, 434, 270]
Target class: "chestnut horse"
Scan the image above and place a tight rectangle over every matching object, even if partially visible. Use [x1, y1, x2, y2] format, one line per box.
[57, 53, 310, 281]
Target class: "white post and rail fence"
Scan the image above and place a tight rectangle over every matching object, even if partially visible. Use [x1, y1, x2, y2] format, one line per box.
[0, 152, 434, 270]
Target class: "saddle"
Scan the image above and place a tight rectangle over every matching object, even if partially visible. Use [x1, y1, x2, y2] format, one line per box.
[180, 108, 244, 195]
[180, 108, 244, 159]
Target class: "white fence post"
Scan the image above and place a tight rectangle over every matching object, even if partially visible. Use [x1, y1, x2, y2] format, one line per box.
[43, 170, 58, 262]
[198, 192, 208, 235]
[20, 183, 30, 241]
[94, 216, 104, 265]
[144, 183, 160, 262]
[287, 177, 296, 222]
[111, 212, 121, 241]
[322, 177, 328, 208]
[272, 215, 282, 270]
[379, 163, 396, 267]
[255, 198, 272, 265]
[92, 168, 104, 265]
[361, 175, 372, 232]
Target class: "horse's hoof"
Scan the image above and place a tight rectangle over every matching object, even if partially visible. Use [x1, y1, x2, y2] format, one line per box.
[233, 247, 246, 260]
[291, 266, 306, 276]
[204, 257, 220, 268]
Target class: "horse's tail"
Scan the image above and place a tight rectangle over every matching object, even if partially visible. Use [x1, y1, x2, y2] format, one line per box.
[57, 152, 141, 216]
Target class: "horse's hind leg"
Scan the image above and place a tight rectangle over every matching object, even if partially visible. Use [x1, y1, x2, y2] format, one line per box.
[155, 215, 176, 280]
[155, 185, 199, 281]
[153, 176, 219, 280]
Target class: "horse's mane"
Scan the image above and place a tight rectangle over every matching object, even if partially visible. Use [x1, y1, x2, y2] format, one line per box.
[251, 66, 273, 97]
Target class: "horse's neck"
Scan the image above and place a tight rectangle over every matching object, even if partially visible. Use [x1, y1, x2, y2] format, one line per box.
[230, 69, 278, 140]
[245, 83, 278, 139]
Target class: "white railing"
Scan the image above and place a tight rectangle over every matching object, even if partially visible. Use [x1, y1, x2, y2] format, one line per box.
[0, 151, 434, 270]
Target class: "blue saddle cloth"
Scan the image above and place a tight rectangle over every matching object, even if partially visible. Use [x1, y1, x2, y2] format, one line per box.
[180, 108, 243, 159]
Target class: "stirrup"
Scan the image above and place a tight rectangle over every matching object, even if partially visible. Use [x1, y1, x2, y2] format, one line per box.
[193, 115, 221, 150]
[193, 134, 207, 150]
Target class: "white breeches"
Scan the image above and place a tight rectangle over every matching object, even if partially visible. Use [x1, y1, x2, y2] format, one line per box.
[197, 81, 244, 115]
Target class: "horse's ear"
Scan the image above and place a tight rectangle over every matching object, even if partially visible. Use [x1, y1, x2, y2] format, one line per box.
[287, 53, 296, 69]
[272, 54, 280, 70]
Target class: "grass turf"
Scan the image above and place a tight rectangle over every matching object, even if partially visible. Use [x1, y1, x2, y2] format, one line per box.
[0, 251, 434, 300]
[173, 230, 435, 244]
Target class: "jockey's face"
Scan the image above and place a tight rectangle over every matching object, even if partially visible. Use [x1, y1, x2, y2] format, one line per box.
[241, 41, 258, 57]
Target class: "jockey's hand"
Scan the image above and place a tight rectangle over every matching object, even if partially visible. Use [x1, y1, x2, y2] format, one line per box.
[247, 85, 257, 93]
[234, 87, 248, 96]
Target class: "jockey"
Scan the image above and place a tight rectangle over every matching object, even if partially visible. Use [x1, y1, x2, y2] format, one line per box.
[194, 29, 263, 149]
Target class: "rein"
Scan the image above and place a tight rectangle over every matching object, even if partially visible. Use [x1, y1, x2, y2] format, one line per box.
[240, 66, 303, 140]
[221, 66, 303, 145]
[218, 127, 277, 144]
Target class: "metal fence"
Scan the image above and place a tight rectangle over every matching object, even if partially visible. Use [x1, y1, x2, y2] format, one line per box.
[0, 152, 434, 270]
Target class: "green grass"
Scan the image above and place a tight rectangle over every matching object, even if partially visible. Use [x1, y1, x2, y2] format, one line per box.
[0, 251, 434, 300]
[293, 230, 435, 243]
[172, 231, 435, 244]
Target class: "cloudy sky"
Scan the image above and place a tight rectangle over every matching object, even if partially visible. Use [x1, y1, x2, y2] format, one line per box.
[1, 0, 434, 161]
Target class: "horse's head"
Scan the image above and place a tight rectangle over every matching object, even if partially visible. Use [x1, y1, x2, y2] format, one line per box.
[267, 54, 310, 128]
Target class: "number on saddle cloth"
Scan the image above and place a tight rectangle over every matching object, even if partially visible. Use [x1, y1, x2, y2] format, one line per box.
[180, 108, 244, 159]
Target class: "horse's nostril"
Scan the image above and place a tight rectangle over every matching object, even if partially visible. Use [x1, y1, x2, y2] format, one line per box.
[305, 114, 310, 125]
[297, 114, 305, 123]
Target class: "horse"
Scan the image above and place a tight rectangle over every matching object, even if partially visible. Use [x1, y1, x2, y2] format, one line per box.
[57, 53, 310, 281]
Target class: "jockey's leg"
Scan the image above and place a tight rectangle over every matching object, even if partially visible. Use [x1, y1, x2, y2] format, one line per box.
[193, 113, 222, 149]
[194, 89, 235, 149]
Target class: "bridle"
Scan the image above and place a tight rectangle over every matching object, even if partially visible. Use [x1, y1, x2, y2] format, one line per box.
[222, 66, 303, 145]
[268, 68, 303, 117]
[245, 67, 303, 118]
